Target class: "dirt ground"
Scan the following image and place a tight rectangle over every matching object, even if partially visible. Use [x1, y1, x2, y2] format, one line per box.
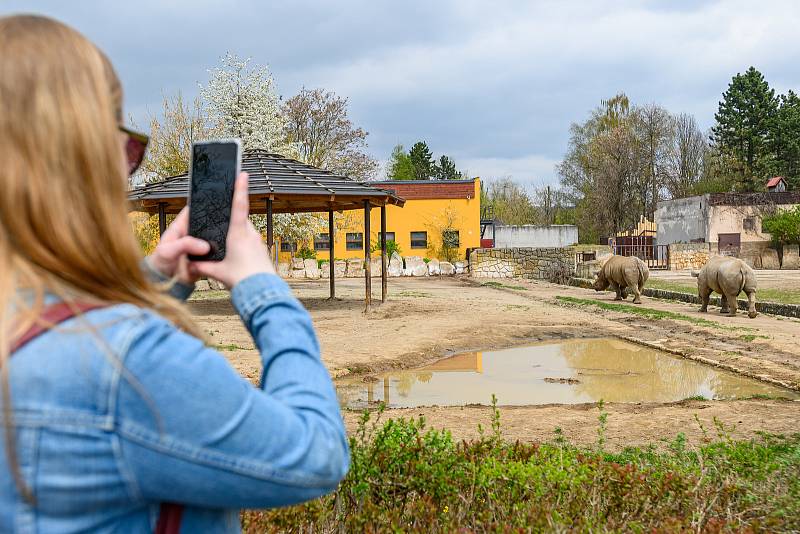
[188, 275, 800, 449]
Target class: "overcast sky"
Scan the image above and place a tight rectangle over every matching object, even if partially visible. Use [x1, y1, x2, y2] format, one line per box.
[4, 1, 799, 187]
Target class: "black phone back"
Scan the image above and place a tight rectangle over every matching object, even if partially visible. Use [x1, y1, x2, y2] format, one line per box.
[187, 141, 239, 261]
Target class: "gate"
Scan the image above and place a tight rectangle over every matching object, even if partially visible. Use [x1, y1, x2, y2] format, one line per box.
[611, 235, 668, 270]
[718, 233, 741, 257]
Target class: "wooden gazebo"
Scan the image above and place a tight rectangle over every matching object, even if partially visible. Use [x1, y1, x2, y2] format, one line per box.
[128, 150, 405, 309]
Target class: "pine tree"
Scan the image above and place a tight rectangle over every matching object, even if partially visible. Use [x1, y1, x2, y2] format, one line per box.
[408, 141, 434, 180]
[434, 155, 462, 180]
[710, 67, 778, 191]
[770, 90, 800, 190]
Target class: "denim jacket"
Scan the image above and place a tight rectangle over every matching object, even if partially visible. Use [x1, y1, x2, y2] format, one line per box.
[0, 273, 349, 533]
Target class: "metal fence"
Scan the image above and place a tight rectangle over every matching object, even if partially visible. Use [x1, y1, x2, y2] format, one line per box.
[613, 243, 669, 270]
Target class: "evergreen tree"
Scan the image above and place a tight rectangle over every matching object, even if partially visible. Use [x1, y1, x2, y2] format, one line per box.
[408, 141, 434, 180]
[710, 67, 778, 191]
[386, 144, 416, 180]
[770, 90, 800, 190]
[434, 155, 462, 180]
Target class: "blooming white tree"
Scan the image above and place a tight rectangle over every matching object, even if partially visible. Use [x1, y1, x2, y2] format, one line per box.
[200, 53, 293, 154]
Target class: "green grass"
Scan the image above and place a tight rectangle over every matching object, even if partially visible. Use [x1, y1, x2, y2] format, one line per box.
[242, 401, 800, 532]
[682, 395, 709, 401]
[482, 281, 528, 291]
[556, 296, 727, 328]
[740, 334, 770, 342]
[647, 279, 800, 305]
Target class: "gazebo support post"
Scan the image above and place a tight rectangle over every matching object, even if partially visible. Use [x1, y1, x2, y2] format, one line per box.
[266, 198, 274, 260]
[157, 203, 167, 237]
[380, 205, 387, 303]
[328, 209, 335, 300]
[364, 200, 371, 312]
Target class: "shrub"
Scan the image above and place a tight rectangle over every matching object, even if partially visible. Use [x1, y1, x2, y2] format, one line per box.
[241, 403, 800, 533]
[762, 206, 800, 245]
[370, 238, 402, 257]
[296, 247, 316, 260]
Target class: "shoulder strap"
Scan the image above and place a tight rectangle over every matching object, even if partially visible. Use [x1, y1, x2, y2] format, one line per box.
[9, 301, 185, 533]
[10, 301, 107, 353]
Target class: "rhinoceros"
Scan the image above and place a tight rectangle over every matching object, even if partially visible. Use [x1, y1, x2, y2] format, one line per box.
[694, 256, 757, 318]
[593, 255, 649, 304]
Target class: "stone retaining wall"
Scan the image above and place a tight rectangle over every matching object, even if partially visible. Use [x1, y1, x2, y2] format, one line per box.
[469, 247, 575, 280]
[568, 277, 800, 318]
[667, 243, 709, 270]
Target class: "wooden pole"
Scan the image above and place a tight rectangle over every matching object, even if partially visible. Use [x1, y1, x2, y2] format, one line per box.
[157, 203, 167, 237]
[266, 198, 274, 257]
[381, 205, 387, 303]
[328, 209, 335, 300]
[364, 200, 371, 312]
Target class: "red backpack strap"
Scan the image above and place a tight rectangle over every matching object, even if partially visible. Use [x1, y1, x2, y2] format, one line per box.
[10, 301, 107, 353]
[155, 503, 184, 534]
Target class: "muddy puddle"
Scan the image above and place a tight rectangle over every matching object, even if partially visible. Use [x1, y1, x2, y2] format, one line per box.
[336, 338, 799, 408]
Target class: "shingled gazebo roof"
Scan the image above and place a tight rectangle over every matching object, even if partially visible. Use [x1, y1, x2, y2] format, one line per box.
[128, 149, 405, 214]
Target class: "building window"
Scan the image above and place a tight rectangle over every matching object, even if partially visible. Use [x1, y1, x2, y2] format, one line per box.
[743, 217, 757, 231]
[346, 232, 363, 251]
[280, 241, 297, 252]
[314, 233, 330, 250]
[442, 230, 460, 248]
[410, 231, 427, 249]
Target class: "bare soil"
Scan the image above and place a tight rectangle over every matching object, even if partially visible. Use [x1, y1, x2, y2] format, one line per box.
[188, 276, 800, 449]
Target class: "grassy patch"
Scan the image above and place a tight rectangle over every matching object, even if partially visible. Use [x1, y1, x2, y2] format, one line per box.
[740, 333, 770, 342]
[395, 290, 433, 298]
[648, 279, 800, 305]
[482, 281, 528, 291]
[682, 395, 709, 401]
[556, 296, 725, 328]
[242, 402, 800, 532]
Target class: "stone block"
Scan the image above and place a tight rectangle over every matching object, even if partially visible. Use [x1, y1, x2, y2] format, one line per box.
[195, 279, 211, 291]
[427, 258, 440, 275]
[334, 260, 347, 278]
[454, 261, 466, 274]
[346, 258, 364, 278]
[370, 257, 383, 277]
[277, 262, 290, 278]
[290, 269, 306, 279]
[321, 261, 330, 278]
[404, 255, 425, 271]
[760, 249, 780, 270]
[411, 263, 428, 276]
[782, 245, 799, 269]
[291, 258, 305, 270]
[304, 258, 320, 279]
[440, 261, 455, 275]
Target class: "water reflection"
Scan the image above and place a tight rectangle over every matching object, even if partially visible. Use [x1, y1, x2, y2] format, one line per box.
[336, 338, 798, 408]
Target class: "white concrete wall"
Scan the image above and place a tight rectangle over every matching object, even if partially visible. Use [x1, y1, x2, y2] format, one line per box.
[492, 225, 578, 248]
[655, 195, 709, 245]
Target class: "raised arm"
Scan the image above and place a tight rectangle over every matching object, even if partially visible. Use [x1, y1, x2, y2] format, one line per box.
[115, 273, 349, 509]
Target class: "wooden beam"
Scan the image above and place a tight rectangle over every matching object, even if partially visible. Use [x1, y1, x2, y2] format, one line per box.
[266, 198, 274, 254]
[381, 204, 387, 303]
[328, 209, 335, 300]
[158, 203, 167, 237]
[364, 200, 371, 312]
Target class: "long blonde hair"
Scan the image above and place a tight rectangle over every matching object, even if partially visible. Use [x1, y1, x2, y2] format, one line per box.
[0, 15, 202, 499]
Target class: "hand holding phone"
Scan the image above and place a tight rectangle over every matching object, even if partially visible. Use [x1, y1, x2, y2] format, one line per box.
[188, 172, 276, 287]
[187, 139, 242, 261]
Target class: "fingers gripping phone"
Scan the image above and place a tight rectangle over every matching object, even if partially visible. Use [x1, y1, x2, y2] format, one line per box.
[187, 139, 242, 261]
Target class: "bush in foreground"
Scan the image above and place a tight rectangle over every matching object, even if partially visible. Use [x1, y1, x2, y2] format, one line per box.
[243, 401, 800, 532]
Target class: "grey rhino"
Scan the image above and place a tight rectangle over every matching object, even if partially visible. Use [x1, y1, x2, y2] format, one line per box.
[593, 255, 650, 304]
[694, 255, 757, 318]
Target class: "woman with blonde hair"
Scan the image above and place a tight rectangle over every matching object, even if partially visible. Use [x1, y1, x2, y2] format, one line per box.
[0, 14, 348, 533]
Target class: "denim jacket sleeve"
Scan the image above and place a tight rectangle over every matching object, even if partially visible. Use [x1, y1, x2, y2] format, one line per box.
[114, 273, 349, 509]
[140, 257, 196, 301]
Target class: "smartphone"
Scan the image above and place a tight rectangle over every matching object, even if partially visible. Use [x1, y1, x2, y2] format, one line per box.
[187, 139, 242, 261]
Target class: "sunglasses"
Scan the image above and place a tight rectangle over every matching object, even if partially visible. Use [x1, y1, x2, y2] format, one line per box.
[119, 126, 149, 176]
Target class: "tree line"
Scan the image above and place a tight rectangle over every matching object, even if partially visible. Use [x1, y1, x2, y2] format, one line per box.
[385, 141, 466, 180]
[554, 66, 799, 242]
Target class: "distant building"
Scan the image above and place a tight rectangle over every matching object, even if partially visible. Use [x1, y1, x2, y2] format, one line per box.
[767, 176, 787, 192]
[655, 192, 800, 255]
[278, 178, 481, 262]
[482, 224, 578, 248]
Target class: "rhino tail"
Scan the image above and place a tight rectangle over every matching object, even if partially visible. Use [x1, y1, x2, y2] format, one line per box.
[690, 270, 700, 278]
[637, 258, 648, 287]
[738, 266, 747, 294]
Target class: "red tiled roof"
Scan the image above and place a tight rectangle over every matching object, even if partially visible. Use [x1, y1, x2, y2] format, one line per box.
[767, 176, 785, 187]
[371, 179, 476, 200]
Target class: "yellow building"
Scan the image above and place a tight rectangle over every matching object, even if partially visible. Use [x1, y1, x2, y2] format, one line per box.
[277, 178, 481, 262]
